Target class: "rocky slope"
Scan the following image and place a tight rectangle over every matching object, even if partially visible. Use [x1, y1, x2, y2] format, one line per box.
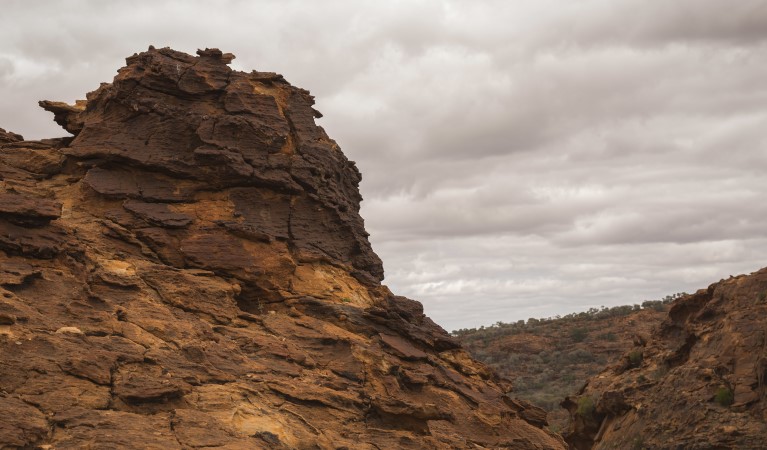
[455, 304, 670, 432]
[0, 47, 565, 449]
[564, 269, 767, 449]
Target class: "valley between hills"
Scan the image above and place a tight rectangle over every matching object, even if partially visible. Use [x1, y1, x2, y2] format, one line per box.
[454, 297, 678, 432]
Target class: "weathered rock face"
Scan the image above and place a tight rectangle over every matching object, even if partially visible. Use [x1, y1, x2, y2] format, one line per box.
[0, 47, 564, 449]
[564, 269, 767, 450]
[0, 128, 23, 144]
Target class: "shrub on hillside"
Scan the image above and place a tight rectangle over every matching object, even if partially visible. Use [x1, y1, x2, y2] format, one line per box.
[570, 327, 588, 342]
[598, 331, 618, 342]
[715, 386, 734, 406]
[566, 348, 595, 364]
[628, 350, 643, 367]
[576, 396, 595, 419]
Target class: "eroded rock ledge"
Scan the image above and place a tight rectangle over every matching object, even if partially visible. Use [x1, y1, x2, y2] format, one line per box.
[0, 47, 564, 449]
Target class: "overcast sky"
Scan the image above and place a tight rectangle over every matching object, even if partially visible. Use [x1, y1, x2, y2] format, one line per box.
[2, 0, 766, 330]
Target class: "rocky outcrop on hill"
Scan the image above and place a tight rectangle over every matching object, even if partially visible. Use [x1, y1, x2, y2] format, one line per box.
[455, 305, 669, 432]
[563, 269, 767, 449]
[0, 47, 564, 449]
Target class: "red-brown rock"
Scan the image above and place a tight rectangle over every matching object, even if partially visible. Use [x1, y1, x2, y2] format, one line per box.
[0, 191, 61, 225]
[0, 127, 23, 144]
[564, 269, 767, 449]
[0, 47, 564, 449]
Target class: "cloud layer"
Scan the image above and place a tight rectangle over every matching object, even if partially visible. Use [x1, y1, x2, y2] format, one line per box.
[3, 0, 766, 330]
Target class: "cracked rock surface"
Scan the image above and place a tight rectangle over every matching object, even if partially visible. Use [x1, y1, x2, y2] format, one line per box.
[0, 47, 564, 449]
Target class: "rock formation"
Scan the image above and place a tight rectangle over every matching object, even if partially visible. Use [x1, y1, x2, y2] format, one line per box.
[0, 47, 564, 449]
[564, 269, 767, 449]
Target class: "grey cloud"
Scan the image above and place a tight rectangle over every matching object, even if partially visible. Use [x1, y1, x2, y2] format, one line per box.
[500, 0, 767, 50]
[377, 235, 767, 330]
[0, 57, 13, 79]
[574, 1, 767, 46]
[2, 0, 766, 330]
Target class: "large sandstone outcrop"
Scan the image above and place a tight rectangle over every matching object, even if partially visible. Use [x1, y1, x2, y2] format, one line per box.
[563, 269, 767, 449]
[0, 47, 564, 449]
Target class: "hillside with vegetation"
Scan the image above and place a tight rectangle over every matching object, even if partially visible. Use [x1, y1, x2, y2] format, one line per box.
[453, 296, 683, 431]
[562, 271, 767, 449]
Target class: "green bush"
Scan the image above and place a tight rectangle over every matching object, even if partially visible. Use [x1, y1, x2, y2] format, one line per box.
[576, 396, 595, 418]
[715, 386, 734, 406]
[607, 332, 618, 342]
[598, 331, 618, 342]
[566, 348, 595, 364]
[570, 327, 589, 342]
[628, 350, 643, 367]
[642, 300, 666, 312]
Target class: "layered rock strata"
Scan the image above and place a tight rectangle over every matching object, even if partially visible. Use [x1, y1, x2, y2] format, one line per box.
[0, 47, 564, 449]
[564, 269, 767, 449]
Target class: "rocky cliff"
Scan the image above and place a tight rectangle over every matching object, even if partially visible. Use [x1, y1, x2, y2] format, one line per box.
[563, 269, 767, 449]
[0, 47, 564, 449]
